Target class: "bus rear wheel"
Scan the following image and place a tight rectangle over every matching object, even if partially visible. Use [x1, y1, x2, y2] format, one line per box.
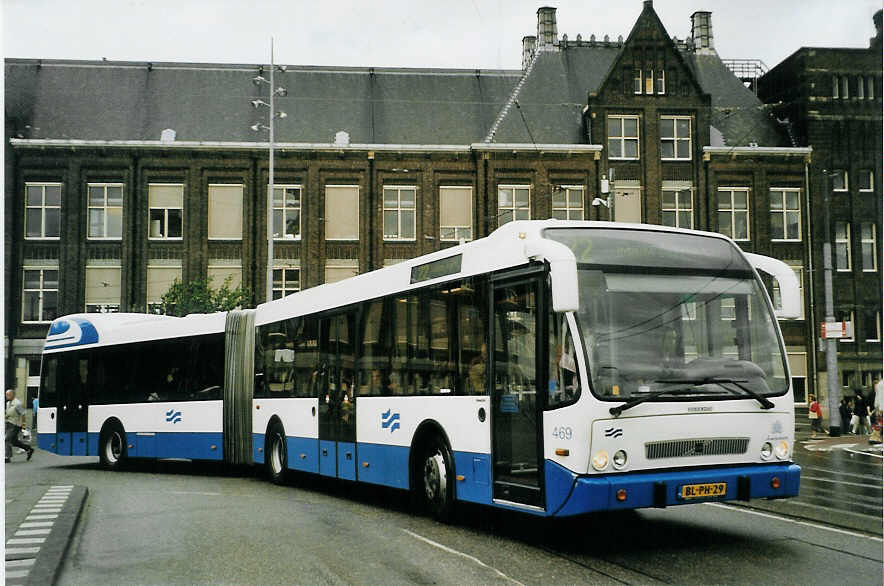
[266, 423, 288, 485]
[99, 422, 127, 471]
[418, 438, 455, 522]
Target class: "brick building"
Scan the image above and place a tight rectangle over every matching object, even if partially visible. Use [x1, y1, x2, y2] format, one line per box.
[4, 1, 829, 403]
[758, 9, 883, 410]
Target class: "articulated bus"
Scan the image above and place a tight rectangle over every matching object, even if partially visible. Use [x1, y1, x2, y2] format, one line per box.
[38, 220, 801, 520]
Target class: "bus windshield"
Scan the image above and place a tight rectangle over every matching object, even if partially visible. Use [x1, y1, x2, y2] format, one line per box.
[545, 228, 788, 402]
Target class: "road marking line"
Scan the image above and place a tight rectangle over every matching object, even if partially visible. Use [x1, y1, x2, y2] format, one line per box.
[6, 538, 46, 545]
[20, 522, 54, 528]
[15, 529, 52, 536]
[6, 546, 41, 554]
[6, 559, 36, 567]
[843, 446, 884, 459]
[704, 503, 884, 541]
[403, 529, 525, 586]
[51, 485, 74, 488]
[802, 474, 883, 489]
[168, 491, 222, 496]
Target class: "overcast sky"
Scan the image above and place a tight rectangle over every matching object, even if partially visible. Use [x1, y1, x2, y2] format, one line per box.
[3, 0, 881, 71]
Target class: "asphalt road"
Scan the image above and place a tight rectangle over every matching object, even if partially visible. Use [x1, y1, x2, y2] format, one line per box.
[5, 444, 882, 586]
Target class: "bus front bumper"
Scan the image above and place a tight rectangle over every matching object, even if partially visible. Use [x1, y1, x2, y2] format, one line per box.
[548, 461, 800, 517]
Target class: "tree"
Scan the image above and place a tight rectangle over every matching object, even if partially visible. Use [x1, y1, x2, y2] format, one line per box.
[158, 276, 252, 317]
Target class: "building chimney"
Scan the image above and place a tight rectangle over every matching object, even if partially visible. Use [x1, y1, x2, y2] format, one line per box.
[690, 11, 714, 53]
[872, 9, 882, 49]
[536, 7, 558, 50]
[522, 36, 537, 70]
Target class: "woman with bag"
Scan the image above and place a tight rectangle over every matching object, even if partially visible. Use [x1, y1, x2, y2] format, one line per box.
[808, 394, 824, 437]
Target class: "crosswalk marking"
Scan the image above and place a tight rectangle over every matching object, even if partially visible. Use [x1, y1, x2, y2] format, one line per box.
[15, 529, 52, 537]
[5, 547, 40, 555]
[21, 522, 54, 528]
[5, 485, 76, 582]
[6, 559, 36, 568]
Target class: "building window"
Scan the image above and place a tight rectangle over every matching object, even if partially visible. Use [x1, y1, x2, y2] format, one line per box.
[867, 76, 875, 100]
[633, 69, 642, 94]
[272, 267, 300, 300]
[660, 116, 691, 160]
[837, 310, 855, 343]
[773, 265, 805, 320]
[208, 184, 243, 240]
[87, 183, 123, 239]
[147, 263, 182, 314]
[497, 185, 531, 225]
[85, 264, 121, 313]
[325, 185, 359, 240]
[644, 69, 654, 94]
[607, 115, 640, 160]
[207, 261, 242, 292]
[325, 259, 358, 284]
[25, 183, 62, 239]
[833, 75, 839, 99]
[552, 186, 584, 220]
[857, 75, 865, 99]
[858, 170, 873, 191]
[272, 185, 301, 240]
[863, 310, 881, 342]
[383, 186, 416, 241]
[148, 184, 183, 239]
[22, 267, 58, 323]
[834, 221, 851, 271]
[841, 76, 849, 99]
[717, 188, 750, 241]
[440, 186, 473, 241]
[769, 188, 801, 241]
[831, 170, 847, 192]
[861, 222, 877, 271]
[656, 70, 666, 95]
[662, 187, 693, 229]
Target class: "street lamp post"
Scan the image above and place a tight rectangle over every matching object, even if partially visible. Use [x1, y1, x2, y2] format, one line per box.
[821, 169, 841, 436]
[251, 38, 287, 303]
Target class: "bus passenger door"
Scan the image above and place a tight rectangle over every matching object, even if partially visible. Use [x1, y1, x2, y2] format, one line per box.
[490, 276, 545, 508]
[317, 312, 357, 480]
[57, 354, 90, 456]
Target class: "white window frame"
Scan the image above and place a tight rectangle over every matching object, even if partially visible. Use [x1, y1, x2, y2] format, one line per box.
[552, 185, 585, 220]
[85, 263, 122, 313]
[660, 116, 691, 161]
[25, 182, 62, 240]
[22, 266, 59, 323]
[833, 75, 839, 99]
[832, 170, 848, 192]
[841, 76, 849, 99]
[208, 184, 244, 240]
[633, 69, 642, 95]
[661, 187, 693, 229]
[271, 184, 302, 241]
[861, 222, 878, 272]
[857, 75, 865, 99]
[858, 170, 874, 192]
[607, 115, 640, 160]
[656, 69, 666, 95]
[497, 185, 532, 225]
[87, 183, 124, 240]
[325, 185, 360, 241]
[834, 221, 852, 271]
[439, 186, 473, 242]
[382, 185, 417, 242]
[644, 68, 654, 95]
[272, 265, 301, 300]
[837, 310, 855, 343]
[865, 311, 881, 343]
[868, 76, 875, 100]
[769, 188, 802, 242]
[148, 183, 184, 240]
[717, 187, 750, 241]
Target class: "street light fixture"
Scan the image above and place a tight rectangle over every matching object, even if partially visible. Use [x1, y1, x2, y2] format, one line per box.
[250, 38, 287, 303]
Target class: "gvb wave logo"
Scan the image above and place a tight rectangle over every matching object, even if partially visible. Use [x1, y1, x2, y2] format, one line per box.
[165, 409, 182, 424]
[381, 409, 400, 433]
[604, 427, 623, 438]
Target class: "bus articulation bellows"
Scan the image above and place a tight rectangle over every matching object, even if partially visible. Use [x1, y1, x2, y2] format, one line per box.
[37, 220, 801, 519]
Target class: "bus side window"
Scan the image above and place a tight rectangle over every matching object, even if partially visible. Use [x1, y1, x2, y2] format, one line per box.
[39, 355, 59, 408]
[548, 312, 581, 409]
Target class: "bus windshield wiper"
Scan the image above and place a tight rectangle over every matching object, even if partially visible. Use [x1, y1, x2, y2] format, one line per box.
[609, 387, 714, 417]
[654, 377, 776, 410]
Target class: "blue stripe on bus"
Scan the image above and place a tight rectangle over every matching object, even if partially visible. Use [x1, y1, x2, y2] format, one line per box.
[545, 460, 801, 517]
[452, 451, 492, 505]
[356, 443, 410, 489]
[81, 432, 224, 461]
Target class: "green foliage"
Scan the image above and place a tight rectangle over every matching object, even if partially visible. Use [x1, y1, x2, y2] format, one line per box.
[159, 276, 252, 316]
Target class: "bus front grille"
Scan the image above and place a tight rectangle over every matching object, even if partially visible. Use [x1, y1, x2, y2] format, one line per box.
[645, 438, 749, 459]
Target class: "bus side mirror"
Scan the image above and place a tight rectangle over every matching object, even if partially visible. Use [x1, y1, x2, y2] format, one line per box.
[743, 252, 800, 319]
[525, 239, 579, 312]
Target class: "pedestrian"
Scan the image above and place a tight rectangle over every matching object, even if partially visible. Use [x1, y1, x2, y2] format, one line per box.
[5, 389, 34, 463]
[839, 397, 852, 434]
[850, 390, 872, 435]
[870, 378, 883, 444]
[807, 394, 824, 437]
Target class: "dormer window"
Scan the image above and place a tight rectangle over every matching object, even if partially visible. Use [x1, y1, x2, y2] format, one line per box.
[634, 68, 666, 95]
[656, 70, 666, 94]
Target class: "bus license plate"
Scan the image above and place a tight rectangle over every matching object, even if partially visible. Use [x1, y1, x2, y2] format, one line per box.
[681, 482, 726, 499]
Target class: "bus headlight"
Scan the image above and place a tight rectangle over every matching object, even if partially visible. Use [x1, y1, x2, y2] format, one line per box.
[591, 450, 609, 471]
[760, 442, 773, 460]
[612, 450, 628, 470]
[774, 441, 789, 460]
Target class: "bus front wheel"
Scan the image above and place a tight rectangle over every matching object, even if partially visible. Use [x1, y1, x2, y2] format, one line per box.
[99, 422, 127, 471]
[418, 438, 455, 522]
[266, 423, 288, 485]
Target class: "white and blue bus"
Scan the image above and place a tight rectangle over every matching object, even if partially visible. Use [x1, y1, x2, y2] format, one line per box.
[37, 220, 801, 519]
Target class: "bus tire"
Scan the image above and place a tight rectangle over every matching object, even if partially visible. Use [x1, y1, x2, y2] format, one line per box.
[99, 421, 127, 471]
[418, 437, 455, 522]
[265, 422, 288, 485]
